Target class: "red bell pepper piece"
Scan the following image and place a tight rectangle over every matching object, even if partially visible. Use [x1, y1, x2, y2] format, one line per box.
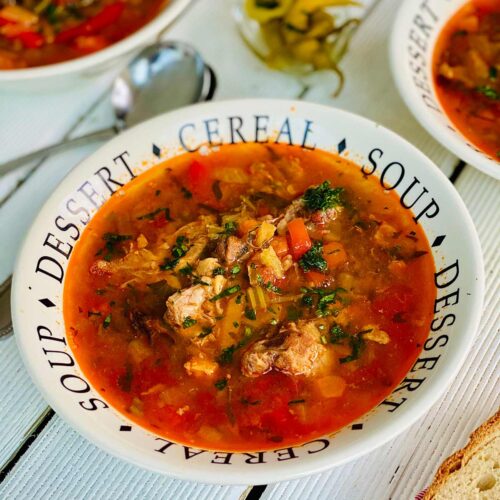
[18, 31, 44, 49]
[55, 2, 124, 44]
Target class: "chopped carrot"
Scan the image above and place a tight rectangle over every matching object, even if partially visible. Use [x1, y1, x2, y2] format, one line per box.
[323, 241, 347, 269]
[238, 219, 259, 236]
[270, 235, 289, 257]
[305, 271, 328, 287]
[287, 218, 312, 259]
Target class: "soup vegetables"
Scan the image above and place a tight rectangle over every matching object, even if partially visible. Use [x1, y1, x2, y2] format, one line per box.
[0, 0, 166, 69]
[66, 144, 435, 450]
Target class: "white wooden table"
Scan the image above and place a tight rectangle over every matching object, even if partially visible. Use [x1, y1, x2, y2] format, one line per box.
[0, 1, 498, 499]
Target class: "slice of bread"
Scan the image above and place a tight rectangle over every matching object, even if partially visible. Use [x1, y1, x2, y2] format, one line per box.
[424, 409, 499, 500]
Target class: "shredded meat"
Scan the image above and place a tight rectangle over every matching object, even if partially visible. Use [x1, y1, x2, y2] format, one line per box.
[165, 275, 226, 330]
[241, 321, 326, 377]
[217, 235, 251, 264]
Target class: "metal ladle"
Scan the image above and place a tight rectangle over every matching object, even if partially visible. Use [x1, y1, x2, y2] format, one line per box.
[0, 40, 217, 339]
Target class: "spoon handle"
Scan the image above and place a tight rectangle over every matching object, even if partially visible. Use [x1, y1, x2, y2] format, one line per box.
[0, 127, 117, 177]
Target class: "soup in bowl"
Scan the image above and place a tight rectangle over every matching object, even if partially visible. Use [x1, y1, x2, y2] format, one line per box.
[12, 100, 483, 483]
[390, 0, 499, 180]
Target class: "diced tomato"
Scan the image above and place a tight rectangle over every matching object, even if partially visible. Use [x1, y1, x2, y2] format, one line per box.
[322, 241, 347, 269]
[371, 284, 414, 321]
[287, 218, 312, 259]
[18, 31, 44, 49]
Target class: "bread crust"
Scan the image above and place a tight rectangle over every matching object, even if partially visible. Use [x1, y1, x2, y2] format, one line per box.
[423, 409, 499, 500]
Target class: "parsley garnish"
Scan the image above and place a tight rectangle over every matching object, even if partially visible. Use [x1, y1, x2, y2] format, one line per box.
[299, 241, 327, 272]
[244, 308, 257, 320]
[98, 233, 132, 261]
[303, 181, 344, 211]
[231, 264, 241, 275]
[339, 335, 365, 364]
[222, 221, 238, 236]
[161, 236, 189, 270]
[181, 187, 192, 199]
[210, 285, 241, 302]
[476, 85, 499, 100]
[137, 207, 172, 221]
[214, 379, 228, 390]
[329, 324, 349, 343]
[103, 314, 112, 329]
[182, 316, 197, 329]
[198, 327, 213, 338]
[212, 267, 225, 276]
[288, 399, 305, 405]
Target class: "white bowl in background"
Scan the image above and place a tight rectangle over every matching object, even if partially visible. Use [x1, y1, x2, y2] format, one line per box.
[0, 0, 193, 91]
[12, 99, 484, 483]
[390, 0, 499, 180]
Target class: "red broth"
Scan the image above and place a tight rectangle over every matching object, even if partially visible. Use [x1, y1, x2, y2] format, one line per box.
[433, 1, 500, 159]
[0, 0, 167, 69]
[64, 143, 436, 451]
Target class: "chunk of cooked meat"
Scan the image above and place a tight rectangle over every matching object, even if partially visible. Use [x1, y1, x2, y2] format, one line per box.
[241, 321, 327, 377]
[217, 235, 251, 264]
[276, 198, 305, 234]
[184, 354, 219, 377]
[362, 326, 390, 344]
[196, 258, 221, 276]
[165, 275, 226, 330]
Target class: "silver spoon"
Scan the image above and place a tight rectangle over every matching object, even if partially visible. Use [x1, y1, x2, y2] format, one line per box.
[0, 40, 217, 339]
[0, 40, 216, 177]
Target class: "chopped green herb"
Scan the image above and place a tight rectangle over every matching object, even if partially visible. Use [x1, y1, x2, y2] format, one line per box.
[339, 335, 365, 363]
[233, 321, 240, 328]
[198, 327, 213, 338]
[288, 399, 306, 405]
[231, 264, 241, 275]
[235, 294, 243, 304]
[222, 221, 238, 236]
[244, 326, 253, 337]
[98, 233, 132, 261]
[118, 364, 133, 392]
[103, 314, 112, 329]
[489, 67, 498, 80]
[299, 241, 327, 272]
[214, 379, 228, 390]
[476, 85, 499, 100]
[241, 398, 261, 405]
[301, 295, 314, 306]
[303, 181, 344, 211]
[161, 236, 189, 270]
[270, 318, 278, 326]
[179, 264, 194, 276]
[181, 187, 192, 199]
[137, 207, 172, 221]
[217, 344, 239, 365]
[182, 316, 197, 329]
[244, 308, 257, 320]
[212, 267, 225, 276]
[330, 324, 348, 344]
[212, 180, 223, 200]
[155, 189, 161, 196]
[210, 285, 241, 302]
